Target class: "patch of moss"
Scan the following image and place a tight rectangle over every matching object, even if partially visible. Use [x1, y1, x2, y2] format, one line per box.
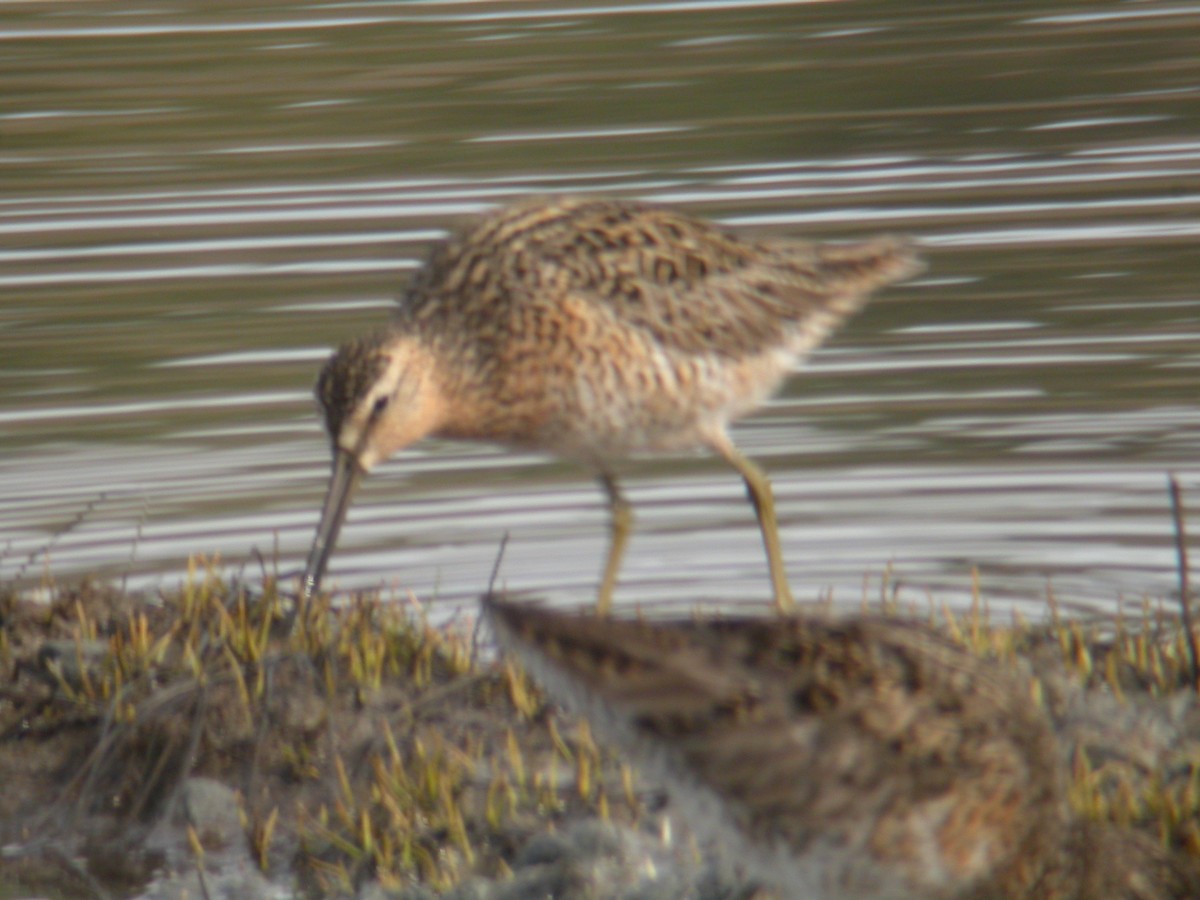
[2, 560, 1198, 895]
[0, 559, 639, 896]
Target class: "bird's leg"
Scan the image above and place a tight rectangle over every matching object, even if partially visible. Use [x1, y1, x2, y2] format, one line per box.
[708, 432, 795, 613]
[596, 472, 632, 617]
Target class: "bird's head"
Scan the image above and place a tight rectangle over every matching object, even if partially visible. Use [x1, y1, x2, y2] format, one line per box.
[300, 329, 446, 602]
[315, 329, 447, 471]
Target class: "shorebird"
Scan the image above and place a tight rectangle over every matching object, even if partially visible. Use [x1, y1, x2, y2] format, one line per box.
[483, 598, 1200, 899]
[482, 596, 1065, 899]
[299, 196, 921, 613]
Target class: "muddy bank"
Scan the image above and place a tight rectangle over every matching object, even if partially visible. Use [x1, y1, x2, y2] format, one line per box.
[2, 572, 1199, 898]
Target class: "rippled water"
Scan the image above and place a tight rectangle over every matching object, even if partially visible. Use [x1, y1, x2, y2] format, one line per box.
[2, 0, 1198, 621]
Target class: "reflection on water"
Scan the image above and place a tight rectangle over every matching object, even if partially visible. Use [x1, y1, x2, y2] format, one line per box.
[1, 0, 1198, 621]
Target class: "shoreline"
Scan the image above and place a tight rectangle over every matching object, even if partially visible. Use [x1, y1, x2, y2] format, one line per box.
[2, 569, 1199, 898]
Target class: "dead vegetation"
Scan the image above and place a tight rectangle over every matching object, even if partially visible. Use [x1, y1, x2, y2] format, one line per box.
[0, 561, 640, 897]
[1, 552, 1199, 897]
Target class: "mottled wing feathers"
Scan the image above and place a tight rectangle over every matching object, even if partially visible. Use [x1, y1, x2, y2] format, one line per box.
[484, 598, 1068, 898]
[484, 595, 761, 727]
[564, 236, 922, 358]
[400, 197, 921, 359]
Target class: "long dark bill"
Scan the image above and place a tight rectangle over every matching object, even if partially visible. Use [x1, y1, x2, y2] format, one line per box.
[300, 448, 363, 605]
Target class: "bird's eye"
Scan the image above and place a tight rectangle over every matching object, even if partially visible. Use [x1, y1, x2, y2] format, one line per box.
[370, 395, 390, 418]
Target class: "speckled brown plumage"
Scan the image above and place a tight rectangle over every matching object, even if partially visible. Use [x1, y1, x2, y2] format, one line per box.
[400, 197, 910, 359]
[300, 197, 922, 611]
[315, 329, 390, 441]
[484, 598, 1200, 899]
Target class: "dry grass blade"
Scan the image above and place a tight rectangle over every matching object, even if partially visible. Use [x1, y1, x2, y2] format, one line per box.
[1168, 474, 1198, 692]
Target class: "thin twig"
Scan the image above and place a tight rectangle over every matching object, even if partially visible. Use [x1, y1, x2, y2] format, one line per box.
[195, 856, 214, 900]
[46, 844, 114, 900]
[12, 493, 106, 582]
[472, 533, 510, 666]
[1167, 474, 1198, 692]
[121, 494, 149, 594]
[486, 532, 510, 599]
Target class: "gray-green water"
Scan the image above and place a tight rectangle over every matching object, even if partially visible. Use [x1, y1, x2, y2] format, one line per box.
[2, 0, 1198, 619]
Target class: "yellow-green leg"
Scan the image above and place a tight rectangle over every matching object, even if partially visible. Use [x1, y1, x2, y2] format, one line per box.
[709, 432, 795, 613]
[596, 472, 632, 617]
